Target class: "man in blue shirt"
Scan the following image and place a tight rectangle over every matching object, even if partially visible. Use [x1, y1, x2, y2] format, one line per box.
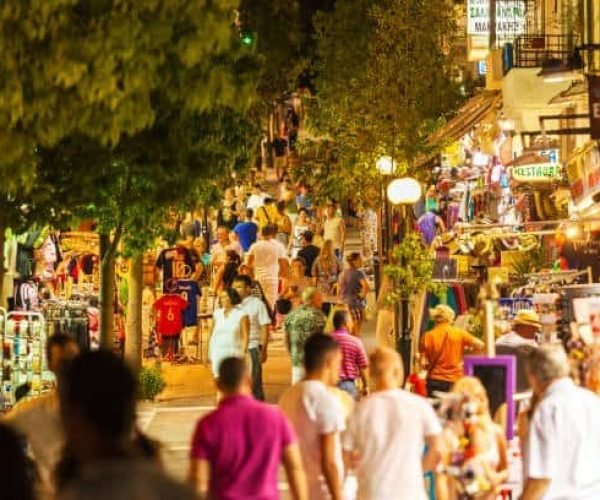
[234, 209, 258, 252]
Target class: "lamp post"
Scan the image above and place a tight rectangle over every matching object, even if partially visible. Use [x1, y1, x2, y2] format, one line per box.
[386, 177, 422, 377]
[376, 156, 397, 297]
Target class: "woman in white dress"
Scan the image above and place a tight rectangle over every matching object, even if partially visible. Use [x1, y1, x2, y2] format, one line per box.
[289, 208, 310, 258]
[208, 288, 250, 378]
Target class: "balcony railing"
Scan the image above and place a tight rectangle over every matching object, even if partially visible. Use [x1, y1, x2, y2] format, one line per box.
[513, 34, 579, 68]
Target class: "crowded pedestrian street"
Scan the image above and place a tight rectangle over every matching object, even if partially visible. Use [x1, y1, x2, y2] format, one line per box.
[2, 2, 600, 500]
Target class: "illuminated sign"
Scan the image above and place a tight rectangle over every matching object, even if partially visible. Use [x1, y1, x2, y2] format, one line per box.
[467, 0, 526, 37]
[510, 163, 562, 182]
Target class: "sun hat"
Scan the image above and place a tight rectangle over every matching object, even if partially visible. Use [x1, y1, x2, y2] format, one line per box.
[513, 309, 542, 328]
[429, 304, 456, 323]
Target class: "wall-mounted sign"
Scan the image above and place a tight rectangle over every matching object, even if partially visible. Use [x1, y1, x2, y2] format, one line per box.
[467, 0, 527, 37]
[566, 141, 600, 207]
[589, 75, 600, 140]
[539, 148, 560, 164]
[510, 163, 562, 182]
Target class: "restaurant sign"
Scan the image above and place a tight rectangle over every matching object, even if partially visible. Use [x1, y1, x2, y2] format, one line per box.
[510, 163, 562, 183]
[467, 0, 526, 37]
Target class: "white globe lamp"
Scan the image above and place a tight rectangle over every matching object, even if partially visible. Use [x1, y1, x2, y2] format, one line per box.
[386, 177, 422, 205]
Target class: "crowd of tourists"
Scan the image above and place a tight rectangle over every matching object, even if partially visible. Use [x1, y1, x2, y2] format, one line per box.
[4, 325, 600, 500]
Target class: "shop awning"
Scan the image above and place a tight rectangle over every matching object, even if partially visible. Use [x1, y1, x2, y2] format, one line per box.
[548, 80, 587, 105]
[428, 90, 502, 145]
[415, 90, 502, 169]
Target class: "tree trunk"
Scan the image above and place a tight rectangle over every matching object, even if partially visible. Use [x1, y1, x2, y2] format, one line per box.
[125, 253, 143, 374]
[0, 216, 6, 309]
[99, 232, 118, 350]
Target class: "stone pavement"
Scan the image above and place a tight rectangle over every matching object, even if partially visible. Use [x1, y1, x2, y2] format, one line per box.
[138, 295, 378, 487]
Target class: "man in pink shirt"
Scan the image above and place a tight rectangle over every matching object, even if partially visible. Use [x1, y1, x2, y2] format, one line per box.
[331, 309, 369, 400]
[188, 357, 307, 500]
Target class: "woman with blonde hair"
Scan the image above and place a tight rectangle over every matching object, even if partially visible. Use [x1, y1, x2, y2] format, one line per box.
[312, 239, 340, 299]
[439, 377, 508, 500]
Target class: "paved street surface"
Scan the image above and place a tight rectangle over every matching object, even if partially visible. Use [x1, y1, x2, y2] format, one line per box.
[138, 225, 378, 493]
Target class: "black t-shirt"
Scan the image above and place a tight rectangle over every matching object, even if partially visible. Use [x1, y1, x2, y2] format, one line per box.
[156, 247, 199, 292]
[272, 138, 287, 157]
[298, 245, 320, 278]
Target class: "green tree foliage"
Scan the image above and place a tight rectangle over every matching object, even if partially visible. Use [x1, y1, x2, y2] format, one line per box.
[0, 0, 261, 343]
[304, 0, 462, 204]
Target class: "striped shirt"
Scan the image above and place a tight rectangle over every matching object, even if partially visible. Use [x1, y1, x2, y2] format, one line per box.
[331, 329, 368, 381]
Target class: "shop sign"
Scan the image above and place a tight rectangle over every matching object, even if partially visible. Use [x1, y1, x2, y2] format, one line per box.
[566, 142, 600, 207]
[539, 148, 559, 164]
[510, 163, 562, 182]
[467, 0, 526, 37]
[589, 75, 600, 140]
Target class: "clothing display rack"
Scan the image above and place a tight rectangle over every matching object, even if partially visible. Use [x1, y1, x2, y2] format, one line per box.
[42, 297, 96, 351]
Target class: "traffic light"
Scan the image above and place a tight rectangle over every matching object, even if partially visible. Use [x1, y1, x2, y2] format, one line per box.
[239, 29, 254, 47]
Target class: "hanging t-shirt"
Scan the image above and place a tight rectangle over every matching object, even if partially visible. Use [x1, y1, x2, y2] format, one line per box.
[176, 280, 201, 327]
[153, 294, 188, 337]
[156, 247, 198, 292]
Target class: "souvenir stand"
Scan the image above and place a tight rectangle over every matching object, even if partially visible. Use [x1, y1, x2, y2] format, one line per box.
[1, 311, 49, 410]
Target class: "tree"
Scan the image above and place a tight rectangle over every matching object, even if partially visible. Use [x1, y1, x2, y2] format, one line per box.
[303, 0, 463, 203]
[0, 0, 260, 349]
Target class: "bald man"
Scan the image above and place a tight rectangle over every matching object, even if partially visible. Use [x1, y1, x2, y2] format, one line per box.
[342, 348, 443, 500]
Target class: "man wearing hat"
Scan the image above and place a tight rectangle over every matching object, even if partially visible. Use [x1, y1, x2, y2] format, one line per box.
[420, 304, 484, 396]
[496, 310, 541, 393]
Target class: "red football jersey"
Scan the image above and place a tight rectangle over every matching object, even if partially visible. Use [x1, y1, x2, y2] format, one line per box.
[153, 294, 188, 337]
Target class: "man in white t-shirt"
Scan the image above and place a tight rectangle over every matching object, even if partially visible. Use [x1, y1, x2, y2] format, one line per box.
[279, 334, 345, 500]
[343, 347, 443, 500]
[246, 183, 267, 212]
[247, 224, 289, 310]
[521, 345, 600, 500]
[232, 274, 272, 402]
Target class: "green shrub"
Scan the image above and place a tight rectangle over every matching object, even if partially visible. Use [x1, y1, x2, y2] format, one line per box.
[138, 363, 166, 401]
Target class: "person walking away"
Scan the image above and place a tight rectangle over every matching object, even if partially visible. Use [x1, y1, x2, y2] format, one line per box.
[234, 209, 258, 253]
[338, 252, 370, 337]
[281, 257, 311, 309]
[284, 288, 327, 383]
[56, 351, 195, 500]
[188, 357, 307, 500]
[208, 288, 250, 381]
[496, 309, 540, 393]
[232, 275, 271, 401]
[280, 334, 346, 500]
[256, 197, 279, 231]
[330, 310, 369, 400]
[417, 209, 446, 246]
[312, 239, 340, 298]
[520, 345, 600, 500]
[273, 134, 288, 181]
[297, 231, 321, 279]
[343, 347, 443, 500]
[4, 334, 80, 496]
[322, 201, 345, 261]
[247, 224, 289, 311]
[276, 200, 292, 247]
[420, 304, 484, 396]
[291, 209, 311, 258]
[246, 183, 267, 212]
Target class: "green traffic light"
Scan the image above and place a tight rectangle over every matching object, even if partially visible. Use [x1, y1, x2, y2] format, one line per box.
[240, 30, 254, 46]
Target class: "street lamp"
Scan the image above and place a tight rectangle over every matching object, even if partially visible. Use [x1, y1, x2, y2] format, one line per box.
[376, 155, 397, 175]
[386, 176, 422, 380]
[386, 177, 422, 205]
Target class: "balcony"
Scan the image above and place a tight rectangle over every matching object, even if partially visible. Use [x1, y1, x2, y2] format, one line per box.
[513, 34, 579, 68]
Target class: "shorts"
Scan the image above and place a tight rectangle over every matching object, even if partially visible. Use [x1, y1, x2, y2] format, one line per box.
[349, 306, 365, 323]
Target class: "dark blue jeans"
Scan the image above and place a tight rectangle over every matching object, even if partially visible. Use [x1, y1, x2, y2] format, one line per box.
[249, 347, 265, 401]
[338, 380, 359, 400]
